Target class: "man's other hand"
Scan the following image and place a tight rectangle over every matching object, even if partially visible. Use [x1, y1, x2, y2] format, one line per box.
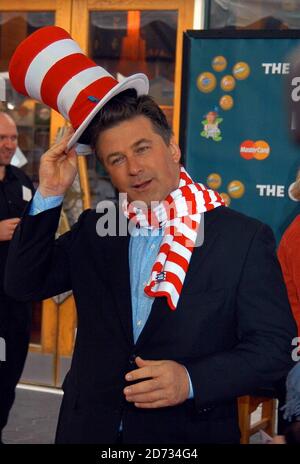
[0, 218, 20, 241]
[124, 356, 190, 408]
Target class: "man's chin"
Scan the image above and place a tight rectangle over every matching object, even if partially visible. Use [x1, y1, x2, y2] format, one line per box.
[0, 158, 13, 166]
[129, 195, 164, 209]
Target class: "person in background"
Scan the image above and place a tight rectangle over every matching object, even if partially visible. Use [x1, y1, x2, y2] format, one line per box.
[275, 170, 300, 436]
[0, 112, 34, 443]
[269, 362, 300, 444]
[278, 170, 300, 336]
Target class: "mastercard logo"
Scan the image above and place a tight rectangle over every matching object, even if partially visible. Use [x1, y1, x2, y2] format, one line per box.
[240, 140, 270, 160]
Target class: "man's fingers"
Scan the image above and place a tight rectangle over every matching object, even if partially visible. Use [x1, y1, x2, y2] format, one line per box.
[124, 377, 160, 396]
[43, 130, 75, 160]
[125, 364, 162, 382]
[135, 356, 162, 368]
[134, 400, 170, 409]
[124, 360, 190, 410]
[125, 389, 164, 404]
[66, 147, 78, 168]
[9, 218, 20, 224]
[2, 218, 20, 223]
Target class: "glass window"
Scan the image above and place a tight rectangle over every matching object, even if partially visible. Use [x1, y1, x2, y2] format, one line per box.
[0, 11, 55, 351]
[88, 10, 178, 208]
[208, 0, 300, 30]
[0, 11, 55, 184]
[90, 10, 177, 108]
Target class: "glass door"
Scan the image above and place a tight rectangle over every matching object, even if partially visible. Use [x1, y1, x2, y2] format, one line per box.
[71, 0, 195, 208]
[0, 0, 195, 387]
[0, 0, 76, 387]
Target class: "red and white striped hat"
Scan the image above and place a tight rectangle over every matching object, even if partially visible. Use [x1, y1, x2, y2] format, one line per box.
[9, 25, 149, 150]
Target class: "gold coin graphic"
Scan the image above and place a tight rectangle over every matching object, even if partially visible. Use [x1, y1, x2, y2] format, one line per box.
[212, 56, 227, 72]
[220, 75, 236, 91]
[220, 192, 231, 207]
[197, 72, 217, 93]
[207, 173, 222, 190]
[232, 62, 250, 80]
[227, 180, 245, 199]
[219, 95, 234, 110]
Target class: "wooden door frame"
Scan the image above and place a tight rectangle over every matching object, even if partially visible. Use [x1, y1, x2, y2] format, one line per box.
[0, 0, 76, 385]
[1, 0, 195, 385]
[71, 0, 195, 144]
[0, 0, 72, 145]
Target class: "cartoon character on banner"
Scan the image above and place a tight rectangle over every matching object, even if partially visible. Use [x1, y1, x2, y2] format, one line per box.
[201, 109, 223, 142]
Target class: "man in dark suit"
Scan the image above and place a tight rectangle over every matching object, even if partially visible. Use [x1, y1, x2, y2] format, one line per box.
[0, 112, 34, 442]
[5, 91, 296, 444]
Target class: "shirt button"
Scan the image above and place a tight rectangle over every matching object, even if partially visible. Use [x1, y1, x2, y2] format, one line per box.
[137, 320, 142, 327]
[150, 244, 155, 250]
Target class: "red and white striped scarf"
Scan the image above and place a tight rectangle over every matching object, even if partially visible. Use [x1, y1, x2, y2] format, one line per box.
[123, 167, 225, 310]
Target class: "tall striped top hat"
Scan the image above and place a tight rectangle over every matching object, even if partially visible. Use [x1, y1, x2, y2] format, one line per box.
[9, 26, 149, 150]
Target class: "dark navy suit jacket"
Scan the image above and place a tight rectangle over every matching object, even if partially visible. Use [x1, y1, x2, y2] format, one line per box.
[4, 204, 297, 443]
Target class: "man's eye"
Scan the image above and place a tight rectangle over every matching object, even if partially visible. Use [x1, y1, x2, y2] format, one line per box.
[0, 136, 17, 142]
[111, 157, 123, 165]
[137, 146, 149, 153]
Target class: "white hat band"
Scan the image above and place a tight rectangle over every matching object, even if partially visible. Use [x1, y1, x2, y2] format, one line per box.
[57, 66, 113, 119]
[25, 39, 83, 102]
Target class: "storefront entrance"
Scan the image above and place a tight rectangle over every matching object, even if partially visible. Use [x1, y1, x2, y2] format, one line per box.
[0, 0, 194, 386]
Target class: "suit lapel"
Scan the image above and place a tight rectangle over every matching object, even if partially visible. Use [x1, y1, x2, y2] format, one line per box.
[135, 208, 222, 349]
[135, 296, 166, 350]
[103, 234, 134, 346]
[102, 207, 223, 349]
[181, 208, 222, 290]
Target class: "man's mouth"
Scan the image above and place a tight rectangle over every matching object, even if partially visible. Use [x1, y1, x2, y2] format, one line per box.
[132, 179, 153, 191]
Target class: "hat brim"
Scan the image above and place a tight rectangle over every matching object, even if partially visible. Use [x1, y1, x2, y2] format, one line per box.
[67, 73, 149, 151]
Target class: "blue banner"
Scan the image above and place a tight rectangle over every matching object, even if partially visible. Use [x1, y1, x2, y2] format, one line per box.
[180, 31, 300, 242]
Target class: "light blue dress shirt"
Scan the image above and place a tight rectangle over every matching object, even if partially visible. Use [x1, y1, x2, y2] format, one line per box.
[129, 227, 163, 342]
[29, 190, 194, 398]
[29, 189, 64, 215]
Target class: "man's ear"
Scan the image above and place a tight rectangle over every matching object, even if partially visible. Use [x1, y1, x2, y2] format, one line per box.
[169, 136, 181, 163]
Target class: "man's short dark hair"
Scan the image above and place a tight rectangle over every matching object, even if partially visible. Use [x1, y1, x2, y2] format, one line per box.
[79, 89, 173, 153]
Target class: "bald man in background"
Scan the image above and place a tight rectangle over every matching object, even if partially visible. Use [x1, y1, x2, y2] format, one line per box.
[0, 112, 34, 443]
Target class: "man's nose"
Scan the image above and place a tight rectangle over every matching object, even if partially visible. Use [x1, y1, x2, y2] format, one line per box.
[4, 137, 16, 149]
[127, 156, 143, 176]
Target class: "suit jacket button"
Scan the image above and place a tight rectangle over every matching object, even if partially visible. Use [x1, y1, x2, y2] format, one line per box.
[129, 354, 136, 365]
